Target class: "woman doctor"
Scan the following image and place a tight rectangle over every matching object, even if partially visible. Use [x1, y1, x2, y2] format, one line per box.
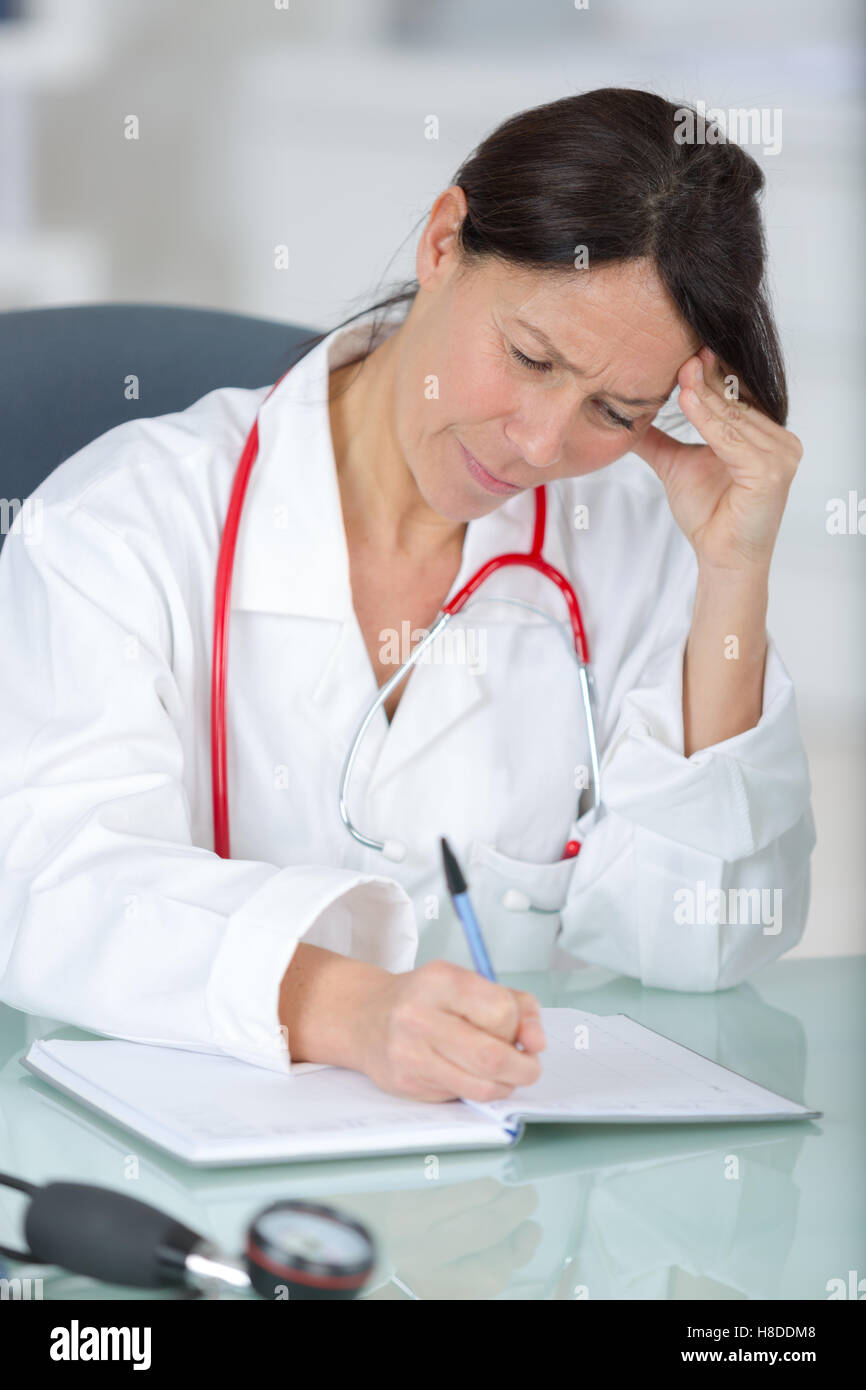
[0, 89, 815, 1105]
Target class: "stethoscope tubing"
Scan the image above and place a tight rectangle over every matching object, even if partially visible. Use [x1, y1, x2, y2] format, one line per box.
[211, 377, 602, 865]
[212, 376, 285, 860]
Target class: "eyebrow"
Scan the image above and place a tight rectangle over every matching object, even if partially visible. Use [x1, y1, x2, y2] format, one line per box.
[513, 316, 673, 409]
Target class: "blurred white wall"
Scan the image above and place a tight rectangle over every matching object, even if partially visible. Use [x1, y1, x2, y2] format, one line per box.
[2, 0, 863, 957]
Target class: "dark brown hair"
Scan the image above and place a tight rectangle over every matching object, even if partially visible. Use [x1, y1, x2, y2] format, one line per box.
[298, 87, 788, 424]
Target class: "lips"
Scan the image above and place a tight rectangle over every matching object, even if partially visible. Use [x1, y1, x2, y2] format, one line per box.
[458, 441, 522, 496]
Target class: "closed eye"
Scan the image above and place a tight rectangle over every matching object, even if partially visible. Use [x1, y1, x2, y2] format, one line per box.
[508, 344, 638, 431]
[508, 344, 552, 373]
[596, 402, 636, 432]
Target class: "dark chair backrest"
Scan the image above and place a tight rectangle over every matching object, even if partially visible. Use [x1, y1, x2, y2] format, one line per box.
[0, 303, 318, 544]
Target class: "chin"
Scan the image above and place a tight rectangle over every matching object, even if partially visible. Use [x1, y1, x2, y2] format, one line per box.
[411, 469, 477, 524]
[434, 481, 501, 524]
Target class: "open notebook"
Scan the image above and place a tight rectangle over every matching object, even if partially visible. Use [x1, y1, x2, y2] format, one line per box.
[22, 1008, 821, 1168]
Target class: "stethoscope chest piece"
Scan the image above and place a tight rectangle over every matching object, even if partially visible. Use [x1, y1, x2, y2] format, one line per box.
[245, 1199, 376, 1300]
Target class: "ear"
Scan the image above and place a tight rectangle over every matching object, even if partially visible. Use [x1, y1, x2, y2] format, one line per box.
[417, 186, 469, 286]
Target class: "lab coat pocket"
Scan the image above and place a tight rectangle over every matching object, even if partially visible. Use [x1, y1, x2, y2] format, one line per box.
[467, 840, 579, 974]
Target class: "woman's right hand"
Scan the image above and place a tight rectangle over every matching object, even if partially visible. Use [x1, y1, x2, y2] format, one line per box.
[352, 959, 546, 1103]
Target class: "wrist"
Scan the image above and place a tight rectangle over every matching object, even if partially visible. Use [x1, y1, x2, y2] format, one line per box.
[278, 942, 389, 1070]
[695, 556, 771, 594]
[688, 573, 768, 678]
[693, 563, 769, 647]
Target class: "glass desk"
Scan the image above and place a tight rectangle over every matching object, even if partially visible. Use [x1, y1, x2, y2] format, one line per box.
[0, 956, 862, 1301]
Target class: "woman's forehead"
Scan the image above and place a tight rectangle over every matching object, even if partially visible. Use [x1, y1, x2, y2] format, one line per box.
[487, 262, 698, 393]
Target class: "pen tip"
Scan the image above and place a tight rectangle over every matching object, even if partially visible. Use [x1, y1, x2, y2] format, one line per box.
[440, 836, 466, 895]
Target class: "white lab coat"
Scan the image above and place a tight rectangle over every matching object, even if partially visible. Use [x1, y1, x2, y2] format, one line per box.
[0, 310, 816, 1074]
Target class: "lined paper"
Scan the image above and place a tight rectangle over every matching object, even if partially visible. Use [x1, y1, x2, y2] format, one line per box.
[470, 1010, 820, 1125]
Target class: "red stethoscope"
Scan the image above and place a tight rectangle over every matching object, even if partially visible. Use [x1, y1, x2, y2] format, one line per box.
[211, 360, 602, 865]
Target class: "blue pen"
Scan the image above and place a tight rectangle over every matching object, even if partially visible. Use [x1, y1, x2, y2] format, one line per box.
[440, 836, 497, 982]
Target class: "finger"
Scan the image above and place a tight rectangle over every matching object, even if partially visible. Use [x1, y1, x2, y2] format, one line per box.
[700, 347, 804, 474]
[443, 966, 523, 1043]
[386, 1047, 508, 1103]
[516, 1015, 546, 1054]
[416, 1047, 515, 1104]
[682, 351, 778, 450]
[511, 991, 547, 1053]
[678, 374, 775, 462]
[695, 347, 778, 441]
[426, 1010, 542, 1091]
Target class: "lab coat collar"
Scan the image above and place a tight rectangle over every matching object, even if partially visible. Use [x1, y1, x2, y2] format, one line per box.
[227, 308, 579, 777]
[229, 308, 577, 624]
[230, 316, 362, 621]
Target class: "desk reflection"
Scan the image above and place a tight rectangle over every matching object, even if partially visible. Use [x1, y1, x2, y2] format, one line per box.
[0, 966, 823, 1301]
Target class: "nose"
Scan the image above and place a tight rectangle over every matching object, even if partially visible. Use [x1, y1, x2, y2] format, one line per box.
[505, 394, 576, 472]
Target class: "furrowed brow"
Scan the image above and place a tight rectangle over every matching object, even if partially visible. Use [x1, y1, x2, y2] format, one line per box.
[513, 316, 672, 408]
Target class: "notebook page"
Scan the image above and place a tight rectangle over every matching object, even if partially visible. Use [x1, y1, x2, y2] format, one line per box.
[23, 1040, 510, 1166]
[466, 1009, 820, 1126]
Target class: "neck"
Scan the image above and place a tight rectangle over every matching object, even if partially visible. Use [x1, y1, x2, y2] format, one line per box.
[328, 322, 465, 560]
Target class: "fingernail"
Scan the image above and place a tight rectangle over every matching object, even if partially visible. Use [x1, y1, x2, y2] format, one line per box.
[695, 361, 704, 381]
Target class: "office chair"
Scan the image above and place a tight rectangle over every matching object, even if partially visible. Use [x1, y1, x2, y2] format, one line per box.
[0, 303, 317, 547]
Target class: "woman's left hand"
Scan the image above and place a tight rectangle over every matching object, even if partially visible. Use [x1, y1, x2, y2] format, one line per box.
[633, 346, 803, 574]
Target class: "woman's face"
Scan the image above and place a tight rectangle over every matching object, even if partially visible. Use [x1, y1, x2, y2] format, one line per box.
[393, 218, 700, 523]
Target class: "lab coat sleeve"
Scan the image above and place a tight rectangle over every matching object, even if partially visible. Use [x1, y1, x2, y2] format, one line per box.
[558, 536, 816, 992]
[0, 504, 418, 1073]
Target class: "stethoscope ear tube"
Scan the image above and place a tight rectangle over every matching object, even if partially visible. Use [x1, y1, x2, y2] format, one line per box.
[334, 490, 602, 862]
[337, 613, 452, 860]
[577, 662, 603, 820]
